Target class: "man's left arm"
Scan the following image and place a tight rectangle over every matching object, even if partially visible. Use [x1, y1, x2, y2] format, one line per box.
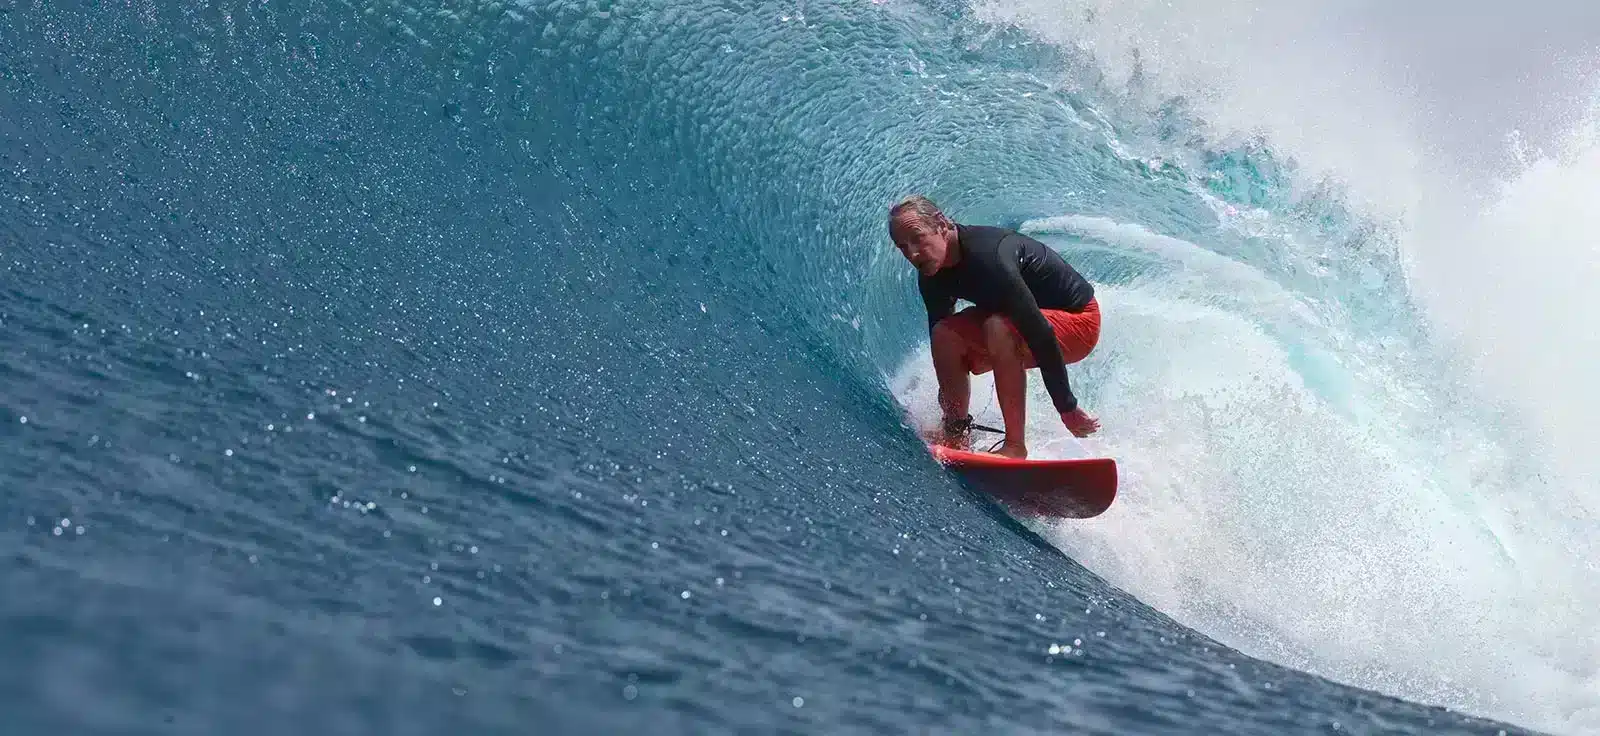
[993, 237, 1079, 415]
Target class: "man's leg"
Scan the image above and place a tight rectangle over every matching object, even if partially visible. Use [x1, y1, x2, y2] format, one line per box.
[982, 315, 1029, 459]
[930, 321, 972, 447]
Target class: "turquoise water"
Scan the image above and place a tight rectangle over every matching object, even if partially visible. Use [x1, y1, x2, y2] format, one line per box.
[3, 0, 1594, 733]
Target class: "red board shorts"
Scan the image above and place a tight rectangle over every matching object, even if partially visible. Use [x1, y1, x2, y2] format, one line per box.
[941, 298, 1101, 375]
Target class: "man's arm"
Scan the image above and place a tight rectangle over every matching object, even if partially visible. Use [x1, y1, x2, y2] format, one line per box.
[919, 276, 956, 336]
[993, 236, 1078, 414]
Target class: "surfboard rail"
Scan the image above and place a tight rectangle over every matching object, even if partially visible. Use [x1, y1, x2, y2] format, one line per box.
[928, 444, 1118, 519]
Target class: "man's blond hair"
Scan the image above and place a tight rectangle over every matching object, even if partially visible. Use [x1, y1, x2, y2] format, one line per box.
[888, 194, 948, 229]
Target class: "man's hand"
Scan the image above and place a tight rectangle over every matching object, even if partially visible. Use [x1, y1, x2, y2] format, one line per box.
[1060, 407, 1100, 437]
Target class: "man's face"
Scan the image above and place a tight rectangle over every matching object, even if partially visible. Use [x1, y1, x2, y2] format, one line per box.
[890, 214, 950, 276]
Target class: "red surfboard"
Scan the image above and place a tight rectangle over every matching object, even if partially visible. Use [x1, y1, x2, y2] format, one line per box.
[928, 444, 1118, 519]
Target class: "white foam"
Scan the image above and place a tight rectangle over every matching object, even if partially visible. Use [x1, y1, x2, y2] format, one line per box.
[1409, 100, 1600, 512]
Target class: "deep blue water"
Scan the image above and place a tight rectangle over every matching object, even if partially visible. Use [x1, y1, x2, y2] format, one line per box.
[0, 0, 1555, 734]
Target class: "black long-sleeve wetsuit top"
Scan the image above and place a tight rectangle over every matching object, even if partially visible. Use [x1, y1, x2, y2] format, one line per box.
[919, 224, 1095, 414]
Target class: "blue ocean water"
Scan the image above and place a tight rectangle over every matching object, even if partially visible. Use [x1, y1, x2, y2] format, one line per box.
[0, 0, 1582, 734]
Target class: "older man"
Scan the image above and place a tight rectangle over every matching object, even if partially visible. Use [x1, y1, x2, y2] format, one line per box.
[889, 195, 1101, 458]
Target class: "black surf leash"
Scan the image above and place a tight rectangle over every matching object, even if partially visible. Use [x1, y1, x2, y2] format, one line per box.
[944, 414, 1007, 453]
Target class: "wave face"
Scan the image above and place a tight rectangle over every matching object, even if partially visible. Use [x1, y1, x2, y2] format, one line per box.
[1, 1, 1592, 734]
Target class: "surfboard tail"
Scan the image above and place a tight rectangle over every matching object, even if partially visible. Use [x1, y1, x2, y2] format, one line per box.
[929, 445, 1118, 519]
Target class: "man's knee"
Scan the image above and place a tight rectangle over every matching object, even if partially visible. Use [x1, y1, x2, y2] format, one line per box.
[981, 314, 1016, 347]
[931, 321, 966, 356]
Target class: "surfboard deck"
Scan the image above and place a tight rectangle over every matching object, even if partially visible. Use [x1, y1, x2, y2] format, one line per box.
[928, 444, 1118, 519]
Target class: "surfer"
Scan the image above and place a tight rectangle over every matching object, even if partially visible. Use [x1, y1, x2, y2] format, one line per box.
[889, 195, 1102, 459]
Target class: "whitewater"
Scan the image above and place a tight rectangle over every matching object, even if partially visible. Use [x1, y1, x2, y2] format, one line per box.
[2, 0, 1597, 734]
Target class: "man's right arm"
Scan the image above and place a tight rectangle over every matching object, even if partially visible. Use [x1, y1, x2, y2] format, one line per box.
[919, 277, 956, 336]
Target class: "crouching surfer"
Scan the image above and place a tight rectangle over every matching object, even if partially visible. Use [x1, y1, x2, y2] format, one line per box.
[888, 195, 1102, 459]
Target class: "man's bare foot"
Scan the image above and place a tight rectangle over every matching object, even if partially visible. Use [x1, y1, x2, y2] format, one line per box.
[994, 441, 1028, 459]
[919, 427, 970, 450]
[931, 414, 972, 451]
[937, 432, 971, 451]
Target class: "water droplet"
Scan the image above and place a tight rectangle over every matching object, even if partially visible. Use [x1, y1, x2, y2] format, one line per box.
[680, 590, 691, 600]
[224, 449, 234, 457]
[623, 685, 638, 701]
[75, 526, 84, 535]
[18, 416, 27, 424]
[432, 597, 442, 606]
[792, 697, 804, 708]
